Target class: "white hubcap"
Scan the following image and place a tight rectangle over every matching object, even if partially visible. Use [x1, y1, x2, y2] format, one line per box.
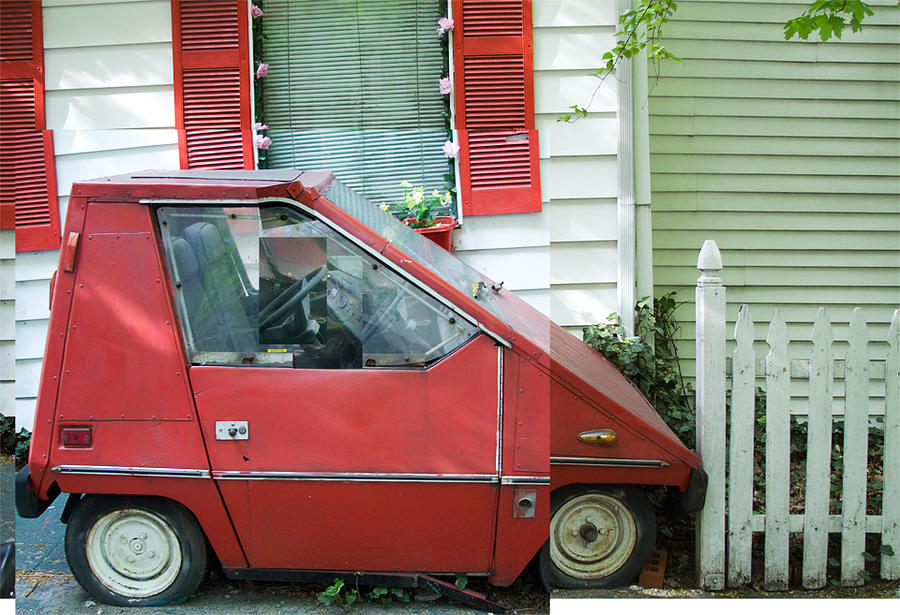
[550, 493, 637, 579]
[86, 508, 182, 598]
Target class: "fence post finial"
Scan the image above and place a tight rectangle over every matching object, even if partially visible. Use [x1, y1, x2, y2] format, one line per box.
[697, 239, 723, 286]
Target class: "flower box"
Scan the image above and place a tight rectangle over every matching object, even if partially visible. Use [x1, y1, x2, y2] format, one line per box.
[404, 216, 457, 252]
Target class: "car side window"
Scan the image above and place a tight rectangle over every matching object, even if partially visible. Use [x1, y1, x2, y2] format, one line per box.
[157, 205, 477, 368]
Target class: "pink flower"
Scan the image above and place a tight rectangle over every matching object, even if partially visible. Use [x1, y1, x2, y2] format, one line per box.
[437, 17, 454, 36]
[255, 62, 268, 79]
[250, 4, 263, 18]
[439, 76, 452, 95]
[442, 140, 459, 159]
[254, 134, 271, 150]
[253, 121, 269, 130]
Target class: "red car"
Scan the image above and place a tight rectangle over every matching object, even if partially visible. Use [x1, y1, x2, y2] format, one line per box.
[17, 170, 703, 607]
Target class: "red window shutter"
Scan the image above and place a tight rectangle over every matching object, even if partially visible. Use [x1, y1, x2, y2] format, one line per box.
[171, 0, 252, 169]
[452, 0, 540, 216]
[0, 0, 61, 250]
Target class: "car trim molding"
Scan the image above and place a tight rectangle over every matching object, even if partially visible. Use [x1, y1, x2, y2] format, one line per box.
[549, 456, 670, 468]
[500, 476, 550, 485]
[211, 471, 501, 483]
[52, 465, 211, 478]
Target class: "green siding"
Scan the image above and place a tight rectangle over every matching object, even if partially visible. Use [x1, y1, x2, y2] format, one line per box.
[648, 1, 900, 409]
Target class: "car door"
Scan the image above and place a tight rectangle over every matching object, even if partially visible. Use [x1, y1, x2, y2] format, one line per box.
[157, 203, 501, 573]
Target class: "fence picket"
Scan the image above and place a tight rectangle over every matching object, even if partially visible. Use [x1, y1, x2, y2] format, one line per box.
[881, 309, 899, 579]
[841, 308, 869, 586]
[727, 305, 755, 587]
[764, 309, 790, 591]
[802, 308, 834, 589]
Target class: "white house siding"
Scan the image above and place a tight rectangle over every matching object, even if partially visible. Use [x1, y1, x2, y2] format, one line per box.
[1, 231, 14, 418]
[648, 0, 900, 413]
[454, 0, 621, 335]
[15, 0, 178, 431]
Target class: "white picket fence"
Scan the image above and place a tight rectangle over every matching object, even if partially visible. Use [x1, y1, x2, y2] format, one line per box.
[694, 240, 899, 591]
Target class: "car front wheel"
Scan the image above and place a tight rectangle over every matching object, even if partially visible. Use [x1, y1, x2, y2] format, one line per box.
[65, 495, 207, 606]
[539, 485, 656, 589]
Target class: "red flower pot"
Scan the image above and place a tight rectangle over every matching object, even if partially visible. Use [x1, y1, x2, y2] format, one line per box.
[404, 216, 457, 252]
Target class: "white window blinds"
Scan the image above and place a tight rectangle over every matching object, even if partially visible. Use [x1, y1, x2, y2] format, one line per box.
[261, 0, 450, 207]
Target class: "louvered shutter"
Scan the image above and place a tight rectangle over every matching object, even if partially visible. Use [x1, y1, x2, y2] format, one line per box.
[452, 0, 540, 215]
[172, 0, 252, 169]
[0, 0, 61, 250]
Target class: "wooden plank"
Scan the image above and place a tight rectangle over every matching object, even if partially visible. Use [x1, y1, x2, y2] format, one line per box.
[649, 76, 899, 101]
[532, 0, 617, 27]
[652, 173, 900, 195]
[653, 192, 900, 214]
[549, 241, 617, 285]
[653, 231, 900, 252]
[44, 43, 173, 90]
[882, 310, 900, 579]
[42, 0, 172, 48]
[727, 305, 755, 586]
[532, 27, 616, 71]
[750, 513, 885, 534]
[802, 308, 834, 588]
[454, 212, 549, 252]
[650, 116, 899, 138]
[657, 39, 899, 64]
[546, 155, 618, 200]
[652, 135, 900, 157]
[548, 199, 618, 243]
[54, 143, 180, 195]
[45, 87, 176, 130]
[651, 154, 900, 177]
[695, 240, 727, 589]
[533, 72, 617, 114]
[764, 309, 790, 590]
[662, 58, 900, 82]
[455, 246, 549, 292]
[841, 308, 869, 586]
[535, 117, 618, 157]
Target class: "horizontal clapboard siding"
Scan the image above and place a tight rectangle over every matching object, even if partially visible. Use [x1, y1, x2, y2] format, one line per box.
[649, 0, 900, 413]
[456, 0, 620, 329]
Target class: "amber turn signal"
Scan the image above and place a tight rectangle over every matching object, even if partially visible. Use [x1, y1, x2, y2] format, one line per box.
[577, 428, 617, 446]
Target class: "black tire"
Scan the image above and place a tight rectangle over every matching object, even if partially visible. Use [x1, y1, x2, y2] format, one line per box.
[539, 485, 656, 589]
[65, 495, 207, 606]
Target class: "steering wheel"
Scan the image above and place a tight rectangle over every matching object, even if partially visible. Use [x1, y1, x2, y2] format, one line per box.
[259, 265, 327, 332]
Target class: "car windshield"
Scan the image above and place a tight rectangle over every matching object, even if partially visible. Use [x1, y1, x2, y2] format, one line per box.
[322, 180, 506, 322]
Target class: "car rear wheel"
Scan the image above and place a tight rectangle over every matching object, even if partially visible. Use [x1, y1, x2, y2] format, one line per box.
[65, 495, 207, 606]
[539, 485, 655, 589]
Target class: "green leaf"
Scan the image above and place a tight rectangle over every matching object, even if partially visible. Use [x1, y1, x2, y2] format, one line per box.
[858, 569, 872, 582]
[862, 551, 877, 562]
[455, 572, 468, 590]
[880, 544, 896, 557]
[827, 556, 840, 567]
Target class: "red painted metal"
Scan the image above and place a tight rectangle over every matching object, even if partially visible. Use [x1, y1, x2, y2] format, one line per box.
[407, 215, 456, 252]
[26, 170, 703, 596]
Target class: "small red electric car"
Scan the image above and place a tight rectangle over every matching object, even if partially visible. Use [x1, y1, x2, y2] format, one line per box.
[17, 170, 704, 607]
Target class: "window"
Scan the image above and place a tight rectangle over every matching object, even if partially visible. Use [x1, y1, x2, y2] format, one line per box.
[259, 0, 451, 208]
[157, 204, 477, 368]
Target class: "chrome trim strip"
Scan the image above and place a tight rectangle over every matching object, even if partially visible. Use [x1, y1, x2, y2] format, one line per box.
[212, 471, 500, 484]
[53, 465, 211, 478]
[550, 456, 670, 468]
[501, 476, 550, 485]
